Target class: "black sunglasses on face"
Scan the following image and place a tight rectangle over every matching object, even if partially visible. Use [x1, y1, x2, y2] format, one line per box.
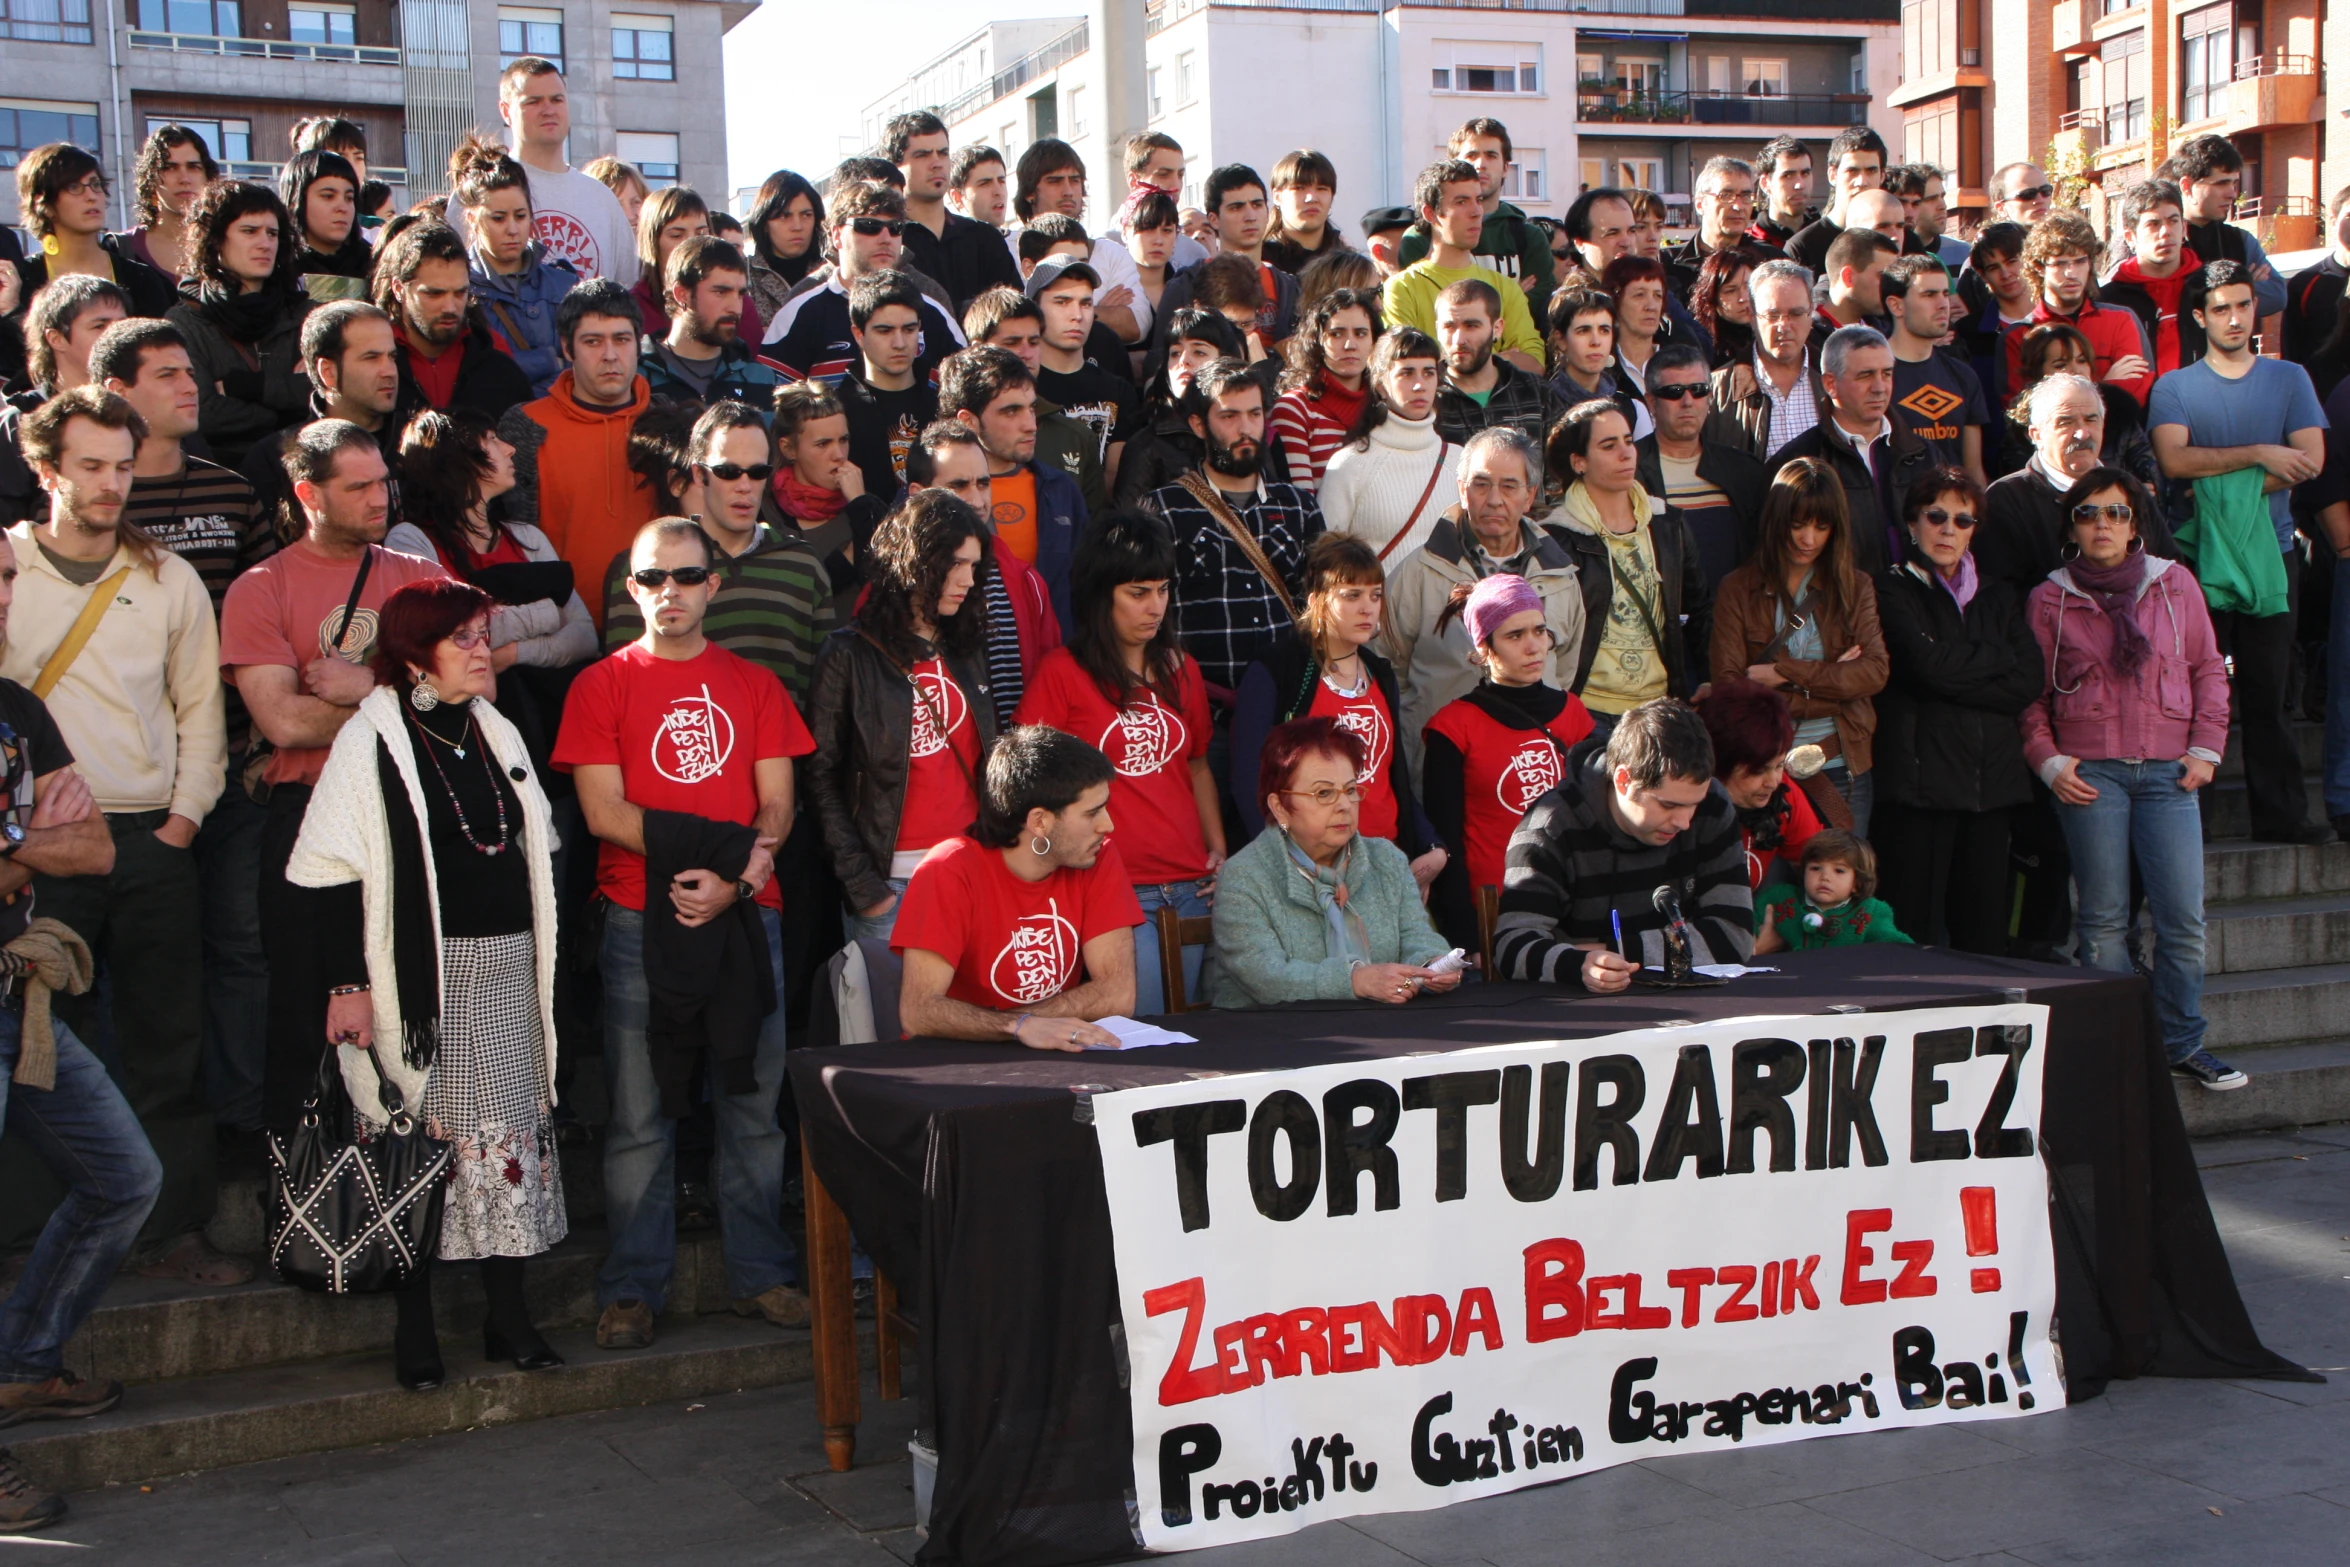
[1920, 507, 1977, 529]
[632, 566, 715, 588]
[1651, 382, 1708, 401]
[2010, 184, 2056, 204]
[2071, 502, 2132, 524]
[700, 462, 774, 482]
[849, 217, 907, 237]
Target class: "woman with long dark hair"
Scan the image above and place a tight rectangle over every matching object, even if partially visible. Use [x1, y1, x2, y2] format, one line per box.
[291, 579, 568, 1391]
[1320, 327, 1460, 561]
[1270, 286, 1379, 493]
[1111, 307, 1255, 506]
[165, 180, 313, 466]
[804, 490, 1000, 943]
[1708, 455, 1889, 835]
[278, 148, 372, 299]
[450, 133, 577, 398]
[1690, 245, 1760, 370]
[124, 124, 219, 279]
[1014, 511, 1224, 1012]
[744, 169, 824, 321]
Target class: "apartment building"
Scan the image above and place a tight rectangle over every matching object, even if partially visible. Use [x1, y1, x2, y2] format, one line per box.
[0, 0, 753, 227]
[860, 0, 1900, 238]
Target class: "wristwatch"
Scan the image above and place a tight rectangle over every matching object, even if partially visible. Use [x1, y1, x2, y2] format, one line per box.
[0, 820, 26, 857]
[735, 878, 756, 903]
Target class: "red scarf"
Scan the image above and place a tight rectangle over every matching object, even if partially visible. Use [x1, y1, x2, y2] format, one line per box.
[1313, 373, 1369, 431]
[773, 470, 847, 522]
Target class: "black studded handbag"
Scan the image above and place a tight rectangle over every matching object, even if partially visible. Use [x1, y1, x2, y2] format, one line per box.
[265, 1044, 452, 1294]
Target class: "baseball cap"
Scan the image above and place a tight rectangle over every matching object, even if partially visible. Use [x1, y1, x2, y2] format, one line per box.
[1025, 253, 1101, 298]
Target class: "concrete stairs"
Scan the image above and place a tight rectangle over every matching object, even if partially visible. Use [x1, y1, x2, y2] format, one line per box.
[7, 1164, 868, 1498]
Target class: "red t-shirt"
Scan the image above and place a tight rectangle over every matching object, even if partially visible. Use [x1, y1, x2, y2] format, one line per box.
[404, 335, 466, 410]
[1306, 674, 1400, 842]
[1013, 648, 1212, 883]
[1422, 694, 1594, 892]
[891, 835, 1144, 1013]
[895, 657, 982, 853]
[218, 540, 451, 788]
[550, 640, 813, 911]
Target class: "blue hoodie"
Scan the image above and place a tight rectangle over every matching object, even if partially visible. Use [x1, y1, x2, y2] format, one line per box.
[469, 241, 578, 398]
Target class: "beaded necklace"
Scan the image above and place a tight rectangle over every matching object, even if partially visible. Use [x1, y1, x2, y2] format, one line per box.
[405, 702, 511, 856]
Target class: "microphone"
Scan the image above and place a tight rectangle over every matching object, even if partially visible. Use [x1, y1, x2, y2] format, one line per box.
[1651, 884, 1685, 923]
[1653, 882, 1697, 977]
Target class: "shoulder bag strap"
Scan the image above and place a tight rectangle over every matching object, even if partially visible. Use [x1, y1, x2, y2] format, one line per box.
[1176, 471, 1299, 623]
[31, 566, 135, 701]
[1604, 534, 1674, 667]
[1376, 441, 1451, 564]
[329, 546, 377, 658]
[857, 629, 985, 803]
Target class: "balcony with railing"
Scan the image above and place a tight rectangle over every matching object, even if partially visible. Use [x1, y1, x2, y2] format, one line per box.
[2052, 107, 2104, 163]
[2232, 192, 2317, 251]
[1576, 88, 1869, 128]
[937, 19, 1087, 122]
[2219, 51, 2317, 136]
[129, 29, 400, 65]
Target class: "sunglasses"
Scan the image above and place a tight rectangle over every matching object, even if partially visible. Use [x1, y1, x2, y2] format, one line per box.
[1651, 383, 1708, 401]
[632, 565, 716, 588]
[1919, 507, 1977, 529]
[2010, 184, 2056, 204]
[2071, 502, 2133, 524]
[700, 462, 774, 482]
[848, 217, 907, 237]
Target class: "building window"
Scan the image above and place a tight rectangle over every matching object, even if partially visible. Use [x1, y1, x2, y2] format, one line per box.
[1615, 58, 1665, 99]
[1904, 99, 1956, 170]
[613, 13, 673, 81]
[616, 130, 679, 188]
[135, 0, 238, 36]
[1066, 84, 1087, 140]
[1176, 51, 1196, 105]
[1617, 157, 1663, 193]
[1435, 42, 1542, 94]
[2178, 3, 2230, 124]
[1742, 58, 1789, 95]
[1502, 148, 1546, 204]
[147, 113, 250, 164]
[287, 3, 353, 45]
[1147, 65, 1162, 118]
[1579, 158, 1607, 194]
[498, 6, 563, 71]
[1, 99, 100, 166]
[2, 0, 95, 44]
[1901, 0, 1959, 80]
[2101, 29, 2148, 144]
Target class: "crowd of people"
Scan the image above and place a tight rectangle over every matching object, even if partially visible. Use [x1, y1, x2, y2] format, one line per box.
[0, 60, 2340, 1533]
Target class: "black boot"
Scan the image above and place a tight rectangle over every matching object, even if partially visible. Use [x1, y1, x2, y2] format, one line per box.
[394, 1261, 444, 1392]
[481, 1256, 563, 1371]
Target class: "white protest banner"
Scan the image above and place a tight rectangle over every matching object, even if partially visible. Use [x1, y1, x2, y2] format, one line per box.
[1097, 1004, 2059, 1552]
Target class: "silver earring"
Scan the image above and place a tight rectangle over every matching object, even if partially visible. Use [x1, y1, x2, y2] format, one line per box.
[409, 675, 439, 713]
[1029, 834, 1052, 857]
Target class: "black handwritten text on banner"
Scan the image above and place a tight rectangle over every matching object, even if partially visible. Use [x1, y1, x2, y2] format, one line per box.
[1097, 1004, 2059, 1552]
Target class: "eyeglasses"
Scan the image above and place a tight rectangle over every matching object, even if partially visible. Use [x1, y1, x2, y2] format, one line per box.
[700, 462, 774, 482]
[2009, 184, 2057, 204]
[60, 174, 109, 198]
[632, 565, 716, 588]
[1919, 507, 1977, 529]
[1651, 383, 1708, 402]
[1281, 782, 1364, 807]
[447, 624, 490, 650]
[2071, 503, 2133, 524]
[848, 217, 907, 237]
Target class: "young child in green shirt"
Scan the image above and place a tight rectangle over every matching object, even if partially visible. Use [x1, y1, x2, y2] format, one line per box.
[1755, 830, 1914, 952]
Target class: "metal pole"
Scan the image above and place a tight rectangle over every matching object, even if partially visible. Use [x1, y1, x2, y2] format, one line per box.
[102, 0, 131, 229]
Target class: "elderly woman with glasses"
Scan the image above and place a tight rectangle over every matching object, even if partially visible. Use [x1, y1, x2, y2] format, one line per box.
[1871, 468, 2045, 953]
[2020, 466, 2240, 1090]
[1209, 716, 1460, 1008]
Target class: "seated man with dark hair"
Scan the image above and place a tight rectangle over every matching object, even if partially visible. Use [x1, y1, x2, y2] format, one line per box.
[1493, 697, 1752, 991]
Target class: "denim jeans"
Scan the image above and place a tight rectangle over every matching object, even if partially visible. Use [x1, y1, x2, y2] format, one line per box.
[844, 877, 909, 947]
[1133, 878, 1215, 1016]
[197, 773, 270, 1131]
[0, 1006, 162, 1381]
[1827, 765, 1875, 841]
[1586, 709, 1619, 747]
[598, 902, 797, 1311]
[2055, 758, 2208, 1062]
[2327, 554, 2350, 821]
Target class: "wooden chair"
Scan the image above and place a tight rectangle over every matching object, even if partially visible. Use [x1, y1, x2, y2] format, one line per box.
[1476, 886, 1500, 979]
[1154, 904, 1217, 1013]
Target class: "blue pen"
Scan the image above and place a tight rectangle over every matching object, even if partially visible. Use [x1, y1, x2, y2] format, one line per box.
[1611, 909, 1625, 959]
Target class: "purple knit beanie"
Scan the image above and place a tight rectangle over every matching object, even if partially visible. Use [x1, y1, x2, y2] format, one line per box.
[1463, 573, 1543, 647]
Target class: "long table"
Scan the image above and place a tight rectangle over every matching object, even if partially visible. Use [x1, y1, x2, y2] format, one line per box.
[788, 948, 2306, 1567]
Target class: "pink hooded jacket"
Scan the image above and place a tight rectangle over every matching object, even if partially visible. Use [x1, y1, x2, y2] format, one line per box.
[2019, 555, 2230, 783]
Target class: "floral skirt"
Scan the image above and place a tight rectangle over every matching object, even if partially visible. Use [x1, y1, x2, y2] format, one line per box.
[421, 931, 568, 1261]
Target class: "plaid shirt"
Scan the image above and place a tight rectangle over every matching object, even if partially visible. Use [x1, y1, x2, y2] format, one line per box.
[1434, 358, 1570, 470]
[1759, 348, 1821, 458]
[1150, 476, 1325, 693]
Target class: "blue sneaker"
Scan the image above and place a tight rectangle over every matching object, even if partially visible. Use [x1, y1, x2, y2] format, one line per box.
[2172, 1050, 2248, 1090]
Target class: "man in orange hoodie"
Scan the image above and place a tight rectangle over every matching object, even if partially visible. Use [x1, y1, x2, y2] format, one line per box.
[498, 277, 658, 622]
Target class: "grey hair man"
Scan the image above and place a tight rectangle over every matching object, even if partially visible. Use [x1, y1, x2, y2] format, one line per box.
[1980, 372, 2169, 593]
[1761, 323, 1934, 575]
[1707, 258, 1825, 460]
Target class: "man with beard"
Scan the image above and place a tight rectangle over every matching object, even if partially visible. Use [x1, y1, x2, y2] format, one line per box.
[373, 219, 533, 427]
[1148, 356, 1324, 718]
[938, 346, 1088, 639]
[641, 237, 787, 412]
[1431, 276, 1566, 477]
[242, 301, 406, 534]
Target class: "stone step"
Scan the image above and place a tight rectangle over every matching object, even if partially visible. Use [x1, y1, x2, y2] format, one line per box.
[2204, 890, 2350, 975]
[2201, 836, 2350, 902]
[10, 1313, 868, 1497]
[2173, 1039, 2350, 1137]
[2195, 777, 2332, 842]
[2202, 959, 2350, 1049]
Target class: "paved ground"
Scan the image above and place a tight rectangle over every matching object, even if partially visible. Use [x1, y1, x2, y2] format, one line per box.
[10, 1125, 2347, 1566]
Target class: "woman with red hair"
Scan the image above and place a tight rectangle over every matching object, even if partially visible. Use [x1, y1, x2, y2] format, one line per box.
[288, 579, 568, 1392]
[1693, 676, 1820, 909]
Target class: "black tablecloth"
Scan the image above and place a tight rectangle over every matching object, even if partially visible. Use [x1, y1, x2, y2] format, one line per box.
[789, 947, 2309, 1567]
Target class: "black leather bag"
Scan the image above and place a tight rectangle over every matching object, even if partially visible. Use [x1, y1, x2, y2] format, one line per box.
[265, 1045, 452, 1294]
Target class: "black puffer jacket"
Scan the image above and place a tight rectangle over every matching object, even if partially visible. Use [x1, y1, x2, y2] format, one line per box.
[1871, 561, 2045, 814]
[802, 628, 1000, 913]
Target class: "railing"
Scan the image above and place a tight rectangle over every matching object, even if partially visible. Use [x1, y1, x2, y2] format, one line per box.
[936, 20, 1088, 122]
[221, 160, 408, 185]
[1147, 0, 1688, 27]
[129, 29, 399, 65]
[1578, 90, 1869, 126]
[2231, 195, 2314, 220]
[2233, 50, 2314, 79]
[2054, 108, 2104, 147]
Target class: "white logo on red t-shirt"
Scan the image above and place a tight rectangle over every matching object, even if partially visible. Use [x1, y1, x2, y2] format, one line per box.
[990, 897, 1081, 1004]
[909, 669, 967, 759]
[1497, 739, 1565, 814]
[1098, 696, 1185, 778]
[1333, 698, 1390, 786]
[651, 684, 736, 784]
[534, 210, 598, 275]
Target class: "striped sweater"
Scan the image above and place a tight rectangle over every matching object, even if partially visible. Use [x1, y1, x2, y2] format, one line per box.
[601, 523, 838, 702]
[1494, 738, 1752, 986]
[1269, 377, 1367, 493]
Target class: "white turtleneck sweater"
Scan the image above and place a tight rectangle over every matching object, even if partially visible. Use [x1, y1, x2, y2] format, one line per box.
[1317, 410, 1464, 564]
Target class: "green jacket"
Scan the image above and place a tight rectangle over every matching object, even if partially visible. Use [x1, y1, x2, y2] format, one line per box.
[2177, 466, 2288, 618]
[1208, 825, 1450, 1007]
[1396, 199, 1559, 318]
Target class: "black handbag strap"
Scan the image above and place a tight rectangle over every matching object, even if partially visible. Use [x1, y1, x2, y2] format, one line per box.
[304, 1038, 413, 1128]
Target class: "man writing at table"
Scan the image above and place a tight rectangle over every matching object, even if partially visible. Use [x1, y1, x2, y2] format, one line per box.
[1494, 697, 1751, 992]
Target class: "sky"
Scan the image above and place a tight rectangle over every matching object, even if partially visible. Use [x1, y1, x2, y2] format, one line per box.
[723, 0, 1010, 202]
